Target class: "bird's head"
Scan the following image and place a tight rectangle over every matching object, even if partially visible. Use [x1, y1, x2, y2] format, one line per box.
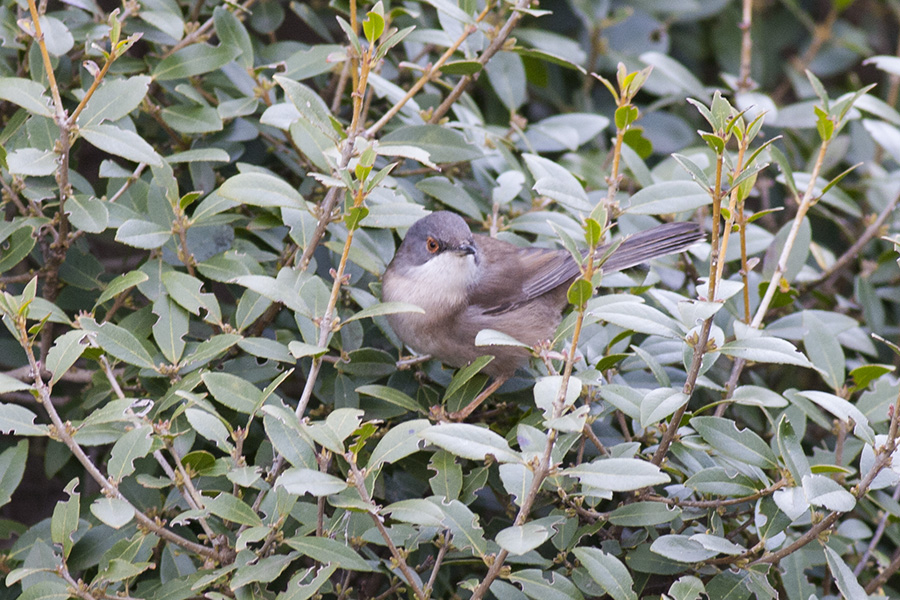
[393, 211, 478, 270]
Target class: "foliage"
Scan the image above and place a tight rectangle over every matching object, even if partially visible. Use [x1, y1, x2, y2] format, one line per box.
[1, 0, 900, 599]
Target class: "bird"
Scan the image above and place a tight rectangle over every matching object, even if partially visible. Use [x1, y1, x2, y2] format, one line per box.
[382, 211, 704, 420]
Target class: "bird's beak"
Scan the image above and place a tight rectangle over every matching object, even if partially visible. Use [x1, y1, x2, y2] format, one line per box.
[456, 242, 477, 256]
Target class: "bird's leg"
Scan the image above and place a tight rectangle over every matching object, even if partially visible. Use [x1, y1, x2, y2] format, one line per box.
[445, 376, 509, 422]
[396, 353, 431, 370]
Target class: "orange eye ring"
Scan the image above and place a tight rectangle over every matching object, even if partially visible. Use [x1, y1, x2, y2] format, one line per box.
[425, 237, 440, 253]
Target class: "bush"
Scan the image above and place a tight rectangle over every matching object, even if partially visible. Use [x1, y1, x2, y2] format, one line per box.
[2, 0, 900, 598]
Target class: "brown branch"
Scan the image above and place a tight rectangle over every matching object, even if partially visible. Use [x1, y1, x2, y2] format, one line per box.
[802, 189, 900, 290]
[647, 478, 786, 509]
[18, 321, 219, 561]
[428, 0, 533, 124]
[754, 386, 900, 568]
[162, 0, 259, 58]
[347, 456, 426, 600]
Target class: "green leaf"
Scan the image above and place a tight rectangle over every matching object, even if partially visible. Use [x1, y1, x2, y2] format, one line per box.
[719, 336, 813, 368]
[0, 440, 27, 509]
[153, 43, 242, 80]
[507, 570, 584, 600]
[82, 319, 156, 369]
[152, 295, 188, 364]
[495, 523, 552, 556]
[485, 51, 527, 112]
[850, 364, 894, 391]
[704, 570, 752, 600]
[776, 415, 811, 485]
[650, 535, 717, 563]
[218, 172, 305, 208]
[76, 76, 151, 128]
[274, 75, 339, 141]
[180, 334, 243, 373]
[380, 125, 483, 163]
[440, 60, 483, 75]
[685, 467, 759, 497]
[690, 416, 778, 469]
[167, 148, 231, 163]
[573, 547, 637, 600]
[435, 498, 489, 557]
[263, 412, 316, 469]
[161, 104, 223, 134]
[443, 355, 494, 400]
[232, 552, 299, 590]
[802, 311, 845, 389]
[0, 77, 53, 116]
[429, 450, 463, 501]
[824, 546, 868, 600]
[45, 330, 88, 386]
[626, 180, 711, 215]
[108, 425, 154, 482]
[366, 419, 430, 469]
[288, 341, 328, 359]
[567, 279, 592, 307]
[5, 148, 58, 176]
[202, 372, 263, 414]
[213, 6, 253, 68]
[277, 468, 348, 497]
[115, 219, 171, 249]
[162, 271, 221, 322]
[609, 502, 681, 526]
[565, 458, 670, 492]
[591, 299, 682, 339]
[80, 123, 163, 166]
[356, 384, 423, 413]
[94, 271, 149, 308]
[801, 474, 855, 512]
[524, 153, 591, 213]
[206, 492, 263, 526]
[283, 536, 376, 572]
[280, 564, 337, 600]
[0, 404, 46, 436]
[51, 478, 80, 559]
[671, 153, 711, 190]
[66, 195, 109, 234]
[640, 388, 689, 427]
[420, 423, 521, 463]
[185, 407, 234, 451]
[667, 576, 705, 600]
[0, 226, 36, 272]
[237, 337, 293, 363]
[90, 497, 135, 529]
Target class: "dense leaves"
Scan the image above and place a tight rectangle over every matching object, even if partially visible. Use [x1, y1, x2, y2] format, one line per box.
[2, 0, 900, 599]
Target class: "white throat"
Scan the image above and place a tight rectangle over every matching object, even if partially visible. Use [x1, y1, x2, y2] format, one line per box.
[387, 252, 477, 315]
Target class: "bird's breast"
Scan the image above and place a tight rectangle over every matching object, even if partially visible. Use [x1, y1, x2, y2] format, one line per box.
[382, 253, 476, 356]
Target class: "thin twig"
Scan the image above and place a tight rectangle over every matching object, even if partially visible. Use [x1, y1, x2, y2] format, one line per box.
[428, 0, 533, 124]
[21, 327, 219, 560]
[347, 456, 426, 600]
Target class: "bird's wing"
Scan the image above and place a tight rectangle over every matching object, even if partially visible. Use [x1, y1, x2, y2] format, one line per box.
[466, 235, 576, 316]
[468, 222, 704, 316]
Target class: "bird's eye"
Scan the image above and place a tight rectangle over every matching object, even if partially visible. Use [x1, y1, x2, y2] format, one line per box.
[425, 237, 440, 254]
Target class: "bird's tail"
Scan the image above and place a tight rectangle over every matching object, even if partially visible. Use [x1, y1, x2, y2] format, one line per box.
[599, 222, 705, 273]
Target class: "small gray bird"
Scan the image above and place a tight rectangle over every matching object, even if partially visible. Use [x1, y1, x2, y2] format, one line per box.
[382, 211, 704, 419]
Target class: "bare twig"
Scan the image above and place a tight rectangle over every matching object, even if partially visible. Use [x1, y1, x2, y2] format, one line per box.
[428, 0, 533, 124]
[347, 456, 426, 600]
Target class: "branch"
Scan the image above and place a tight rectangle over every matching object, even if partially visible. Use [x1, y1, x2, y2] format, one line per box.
[366, 2, 491, 136]
[802, 189, 900, 290]
[347, 456, 426, 600]
[753, 386, 900, 568]
[647, 478, 786, 508]
[20, 326, 219, 561]
[162, 0, 259, 58]
[428, 0, 533, 124]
